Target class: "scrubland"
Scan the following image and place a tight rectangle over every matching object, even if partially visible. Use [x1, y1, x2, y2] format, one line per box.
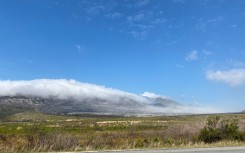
[0, 112, 245, 152]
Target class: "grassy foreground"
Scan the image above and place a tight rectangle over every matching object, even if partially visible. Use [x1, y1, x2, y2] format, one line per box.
[0, 112, 245, 152]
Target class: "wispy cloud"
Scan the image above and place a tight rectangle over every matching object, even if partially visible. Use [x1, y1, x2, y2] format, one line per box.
[173, 0, 186, 4]
[127, 13, 145, 22]
[75, 44, 86, 53]
[203, 50, 212, 59]
[104, 12, 123, 19]
[151, 18, 167, 25]
[230, 24, 238, 28]
[76, 44, 81, 52]
[135, 0, 151, 7]
[185, 50, 198, 61]
[206, 69, 245, 87]
[86, 5, 107, 15]
[196, 16, 224, 31]
[132, 24, 153, 30]
[142, 92, 170, 99]
[77, 1, 168, 40]
[203, 50, 212, 56]
[127, 30, 148, 40]
[227, 59, 245, 68]
[125, 10, 157, 39]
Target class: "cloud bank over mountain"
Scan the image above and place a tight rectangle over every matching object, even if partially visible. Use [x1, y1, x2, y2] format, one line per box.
[0, 79, 220, 115]
[0, 79, 147, 102]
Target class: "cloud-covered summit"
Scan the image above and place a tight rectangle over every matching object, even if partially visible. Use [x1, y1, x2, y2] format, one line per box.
[0, 79, 219, 115]
[142, 92, 169, 99]
[0, 79, 147, 103]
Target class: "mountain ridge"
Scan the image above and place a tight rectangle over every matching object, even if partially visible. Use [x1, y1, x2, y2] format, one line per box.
[0, 95, 180, 117]
[0, 79, 217, 117]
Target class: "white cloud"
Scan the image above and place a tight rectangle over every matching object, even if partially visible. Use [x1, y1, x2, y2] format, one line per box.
[185, 50, 198, 61]
[0, 79, 218, 114]
[142, 92, 169, 99]
[0, 79, 145, 103]
[206, 69, 245, 87]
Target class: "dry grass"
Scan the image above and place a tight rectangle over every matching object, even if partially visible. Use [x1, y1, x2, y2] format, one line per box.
[0, 113, 245, 152]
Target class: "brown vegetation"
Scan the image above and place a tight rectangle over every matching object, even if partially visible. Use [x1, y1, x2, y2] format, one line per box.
[0, 112, 245, 152]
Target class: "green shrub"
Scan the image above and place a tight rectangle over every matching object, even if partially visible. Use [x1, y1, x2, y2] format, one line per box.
[198, 116, 245, 143]
[198, 116, 222, 143]
[164, 138, 175, 145]
[0, 134, 7, 141]
[134, 139, 150, 148]
[221, 119, 244, 141]
[135, 139, 144, 148]
[153, 137, 160, 143]
[198, 126, 222, 143]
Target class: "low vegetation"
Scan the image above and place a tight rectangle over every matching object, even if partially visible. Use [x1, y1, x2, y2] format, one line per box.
[198, 116, 245, 143]
[0, 112, 245, 152]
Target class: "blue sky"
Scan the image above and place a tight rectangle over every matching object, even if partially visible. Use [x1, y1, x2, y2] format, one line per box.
[0, 0, 245, 112]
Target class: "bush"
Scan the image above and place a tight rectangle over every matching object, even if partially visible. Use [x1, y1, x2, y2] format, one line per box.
[198, 116, 222, 143]
[198, 126, 222, 143]
[0, 134, 7, 141]
[221, 119, 241, 140]
[198, 116, 245, 143]
[134, 139, 144, 148]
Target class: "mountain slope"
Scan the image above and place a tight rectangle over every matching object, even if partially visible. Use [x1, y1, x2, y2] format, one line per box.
[0, 79, 214, 116]
[0, 95, 179, 116]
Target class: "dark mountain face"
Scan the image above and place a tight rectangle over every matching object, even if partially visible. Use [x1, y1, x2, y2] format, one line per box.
[148, 97, 180, 108]
[0, 95, 180, 116]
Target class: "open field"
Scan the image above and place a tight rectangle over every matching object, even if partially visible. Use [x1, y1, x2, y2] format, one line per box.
[0, 112, 245, 152]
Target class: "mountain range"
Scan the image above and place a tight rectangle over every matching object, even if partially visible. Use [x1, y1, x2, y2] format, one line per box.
[0, 94, 181, 117]
[0, 79, 217, 117]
